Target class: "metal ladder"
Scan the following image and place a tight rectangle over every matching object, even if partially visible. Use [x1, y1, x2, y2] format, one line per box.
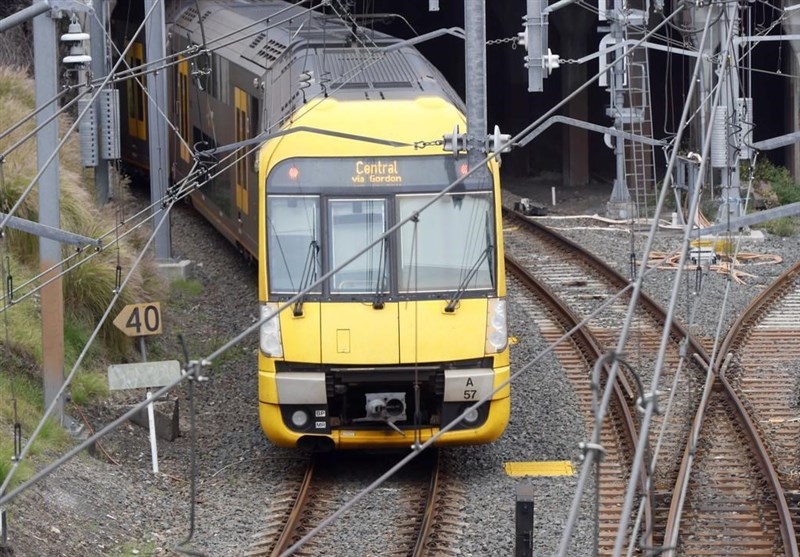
[622, 21, 658, 217]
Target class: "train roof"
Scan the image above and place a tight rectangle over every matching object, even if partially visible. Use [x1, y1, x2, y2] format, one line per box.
[169, 0, 463, 108]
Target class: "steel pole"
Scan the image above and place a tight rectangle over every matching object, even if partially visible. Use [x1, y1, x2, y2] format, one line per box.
[33, 10, 65, 423]
[717, 2, 742, 224]
[91, 0, 110, 205]
[606, 0, 633, 218]
[144, 0, 171, 259]
[465, 0, 488, 177]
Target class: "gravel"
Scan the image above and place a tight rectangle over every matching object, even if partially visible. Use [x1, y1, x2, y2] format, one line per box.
[4, 180, 799, 557]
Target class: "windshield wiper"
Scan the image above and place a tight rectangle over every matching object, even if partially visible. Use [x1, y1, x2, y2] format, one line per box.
[444, 244, 493, 313]
[293, 239, 319, 316]
[373, 238, 387, 309]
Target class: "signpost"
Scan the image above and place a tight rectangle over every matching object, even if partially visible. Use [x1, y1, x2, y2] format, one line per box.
[110, 302, 175, 473]
[112, 302, 163, 337]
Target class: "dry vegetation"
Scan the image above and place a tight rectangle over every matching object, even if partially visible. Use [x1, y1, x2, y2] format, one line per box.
[0, 66, 164, 491]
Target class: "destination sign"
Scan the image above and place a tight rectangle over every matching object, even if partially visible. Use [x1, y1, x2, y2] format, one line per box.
[267, 156, 490, 190]
[352, 160, 402, 184]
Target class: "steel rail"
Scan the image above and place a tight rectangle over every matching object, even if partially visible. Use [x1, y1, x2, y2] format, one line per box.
[506, 255, 652, 553]
[504, 207, 714, 553]
[714, 260, 800, 555]
[503, 208, 711, 377]
[411, 449, 442, 557]
[271, 459, 316, 557]
[244, 458, 316, 557]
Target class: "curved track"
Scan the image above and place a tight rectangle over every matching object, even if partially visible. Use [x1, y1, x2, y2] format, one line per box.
[503, 208, 711, 551]
[699, 260, 800, 554]
[506, 256, 647, 553]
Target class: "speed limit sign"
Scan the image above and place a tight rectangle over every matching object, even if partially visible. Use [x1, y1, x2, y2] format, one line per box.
[113, 302, 163, 337]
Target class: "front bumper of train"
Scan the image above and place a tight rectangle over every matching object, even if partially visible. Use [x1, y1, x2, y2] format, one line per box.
[257, 364, 510, 450]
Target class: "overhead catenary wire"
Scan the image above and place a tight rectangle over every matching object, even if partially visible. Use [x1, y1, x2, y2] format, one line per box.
[1, 2, 788, 552]
[557, 4, 714, 554]
[95, 9, 195, 161]
[0, 86, 95, 162]
[0, 4, 422, 309]
[609, 6, 745, 555]
[0, 0, 163, 236]
[0, 85, 75, 148]
[0, 194, 179, 500]
[0, 0, 688, 510]
[95, 1, 323, 88]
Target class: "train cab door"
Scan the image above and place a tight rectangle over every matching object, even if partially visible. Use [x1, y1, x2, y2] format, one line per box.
[125, 41, 147, 141]
[319, 198, 400, 365]
[176, 56, 190, 170]
[234, 87, 257, 255]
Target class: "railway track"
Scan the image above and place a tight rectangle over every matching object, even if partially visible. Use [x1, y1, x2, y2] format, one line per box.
[506, 256, 647, 553]
[245, 450, 458, 556]
[503, 208, 710, 551]
[666, 259, 800, 555]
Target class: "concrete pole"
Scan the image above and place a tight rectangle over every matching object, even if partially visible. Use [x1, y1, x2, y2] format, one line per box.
[464, 0, 488, 178]
[144, 0, 171, 259]
[606, 0, 634, 218]
[33, 11, 65, 423]
[91, 0, 110, 206]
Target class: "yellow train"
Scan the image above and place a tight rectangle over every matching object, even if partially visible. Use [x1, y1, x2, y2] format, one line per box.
[115, 0, 509, 450]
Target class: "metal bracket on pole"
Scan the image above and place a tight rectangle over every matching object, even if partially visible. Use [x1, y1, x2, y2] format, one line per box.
[48, 0, 93, 13]
[516, 115, 665, 148]
[520, 0, 548, 92]
[0, 0, 92, 33]
[0, 212, 101, 249]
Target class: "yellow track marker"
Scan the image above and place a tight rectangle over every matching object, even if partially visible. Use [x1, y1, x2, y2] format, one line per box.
[504, 461, 575, 477]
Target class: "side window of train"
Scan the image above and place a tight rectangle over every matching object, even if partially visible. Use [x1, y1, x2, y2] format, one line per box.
[125, 41, 146, 140]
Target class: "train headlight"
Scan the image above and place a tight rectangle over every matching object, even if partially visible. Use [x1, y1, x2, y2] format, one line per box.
[485, 298, 508, 353]
[260, 303, 284, 357]
[462, 406, 480, 425]
[290, 409, 309, 428]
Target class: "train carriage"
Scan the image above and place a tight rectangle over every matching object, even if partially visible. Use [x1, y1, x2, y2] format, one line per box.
[115, 0, 510, 450]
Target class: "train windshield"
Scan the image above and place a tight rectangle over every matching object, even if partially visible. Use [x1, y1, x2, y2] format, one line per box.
[397, 193, 494, 292]
[329, 199, 388, 293]
[266, 196, 320, 293]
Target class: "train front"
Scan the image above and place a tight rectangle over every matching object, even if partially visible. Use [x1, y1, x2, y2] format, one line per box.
[256, 98, 510, 450]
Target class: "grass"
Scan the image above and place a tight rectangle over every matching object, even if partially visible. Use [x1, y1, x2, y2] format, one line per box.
[748, 159, 800, 236]
[0, 67, 165, 474]
[171, 278, 203, 298]
[758, 216, 797, 237]
[69, 372, 109, 406]
[0, 367, 70, 487]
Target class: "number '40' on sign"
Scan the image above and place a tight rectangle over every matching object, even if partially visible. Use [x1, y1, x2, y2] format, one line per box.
[113, 302, 163, 337]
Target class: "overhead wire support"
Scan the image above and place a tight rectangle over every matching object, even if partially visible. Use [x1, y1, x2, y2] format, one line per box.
[0, 196, 179, 500]
[610, 9, 757, 556]
[0, 0, 163, 235]
[0, 1, 689, 545]
[556, 3, 712, 555]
